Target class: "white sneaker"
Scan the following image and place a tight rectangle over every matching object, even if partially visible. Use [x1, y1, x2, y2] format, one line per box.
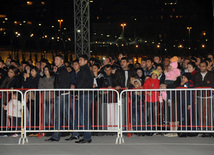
[11, 134, 19, 137]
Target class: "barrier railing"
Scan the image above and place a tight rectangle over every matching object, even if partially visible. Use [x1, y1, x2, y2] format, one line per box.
[0, 89, 24, 144]
[1, 88, 213, 144]
[119, 88, 214, 143]
[22, 89, 120, 144]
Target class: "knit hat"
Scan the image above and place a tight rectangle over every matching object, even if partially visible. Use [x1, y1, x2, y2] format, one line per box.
[170, 56, 178, 62]
[133, 79, 142, 86]
[169, 61, 178, 69]
[182, 73, 192, 81]
[151, 70, 159, 77]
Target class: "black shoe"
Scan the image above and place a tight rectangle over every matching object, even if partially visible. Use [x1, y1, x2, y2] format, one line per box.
[65, 136, 79, 141]
[75, 139, 92, 143]
[45, 138, 59, 142]
[178, 133, 187, 137]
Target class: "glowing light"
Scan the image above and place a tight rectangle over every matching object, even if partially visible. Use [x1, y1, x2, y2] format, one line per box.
[30, 34, 34, 37]
[157, 45, 160, 48]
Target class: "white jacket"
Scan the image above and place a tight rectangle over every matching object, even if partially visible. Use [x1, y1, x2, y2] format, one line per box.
[4, 99, 22, 118]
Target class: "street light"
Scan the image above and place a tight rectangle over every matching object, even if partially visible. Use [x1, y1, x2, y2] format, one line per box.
[58, 19, 63, 30]
[187, 27, 192, 42]
[121, 23, 126, 40]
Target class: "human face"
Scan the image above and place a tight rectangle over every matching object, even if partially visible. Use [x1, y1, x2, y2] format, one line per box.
[196, 58, 201, 66]
[154, 56, 160, 64]
[118, 54, 124, 61]
[156, 66, 163, 75]
[182, 76, 188, 83]
[141, 61, 146, 69]
[55, 57, 63, 67]
[92, 65, 99, 74]
[146, 60, 153, 68]
[103, 58, 110, 66]
[163, 58, 170, 66]
[79, 57, 87, 66]
[183, 59, 190, 69]
[104, 67, 112, 76]
[41, 62, 47, 71]
[120, 60, 129, 70]
[73, 62, 80, 72]
[207, 55, 213, 61]
[130, 77, 136, 85]
[66, 67, 72, 73]
[8, 69, 15, 78]
[6, 58, 11, 66]
[35, 62, 41, 70]
[187, 64, 195, 73]
[151, 73, 158, 79]
[134, 81, 141, 88]
[136, 70, 143, 77]
[0, 62, 4, 69]
[44, 67, 50, 76]
[25, 66, 31, 74]
[31, 69, 37, 77]
[199, 62, 207, 73]
[53, 66, 58, 73]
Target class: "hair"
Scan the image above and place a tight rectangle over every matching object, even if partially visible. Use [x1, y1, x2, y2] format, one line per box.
[92, 63, 100, 69]
[204, 58, 212, 63]
[156, 63, 164, 70]
[31, 66, 39, 73]
[146, 58, 154, 63]
[72, 59, 79, 63]
[141, 58, 147, 62]
[105, 64, 112, 69]
[43, 65, 54, 77]
[8, 66, 19, 76]
[200, 60, 208, 66]
[187, 62, 196, 69]
[121, 57, 129, 62]
[10, 60, 19, 66]
[105, 57, 112, 63]
[79, 54, 88, 61]
[55, 54, 64, 60]
[21, 61, 28, 65]
[0, 59, 4, 64]
[119, 52, 126, 56]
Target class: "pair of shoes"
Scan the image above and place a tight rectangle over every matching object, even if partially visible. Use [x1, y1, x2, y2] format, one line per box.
[164, 133, 178, 137]
[11, 134, 19, 137]
[75, 139, 92, 143]
[45, 138, 59, 142]
[65, 136, 79, 141]
[0, 134, 8, 137]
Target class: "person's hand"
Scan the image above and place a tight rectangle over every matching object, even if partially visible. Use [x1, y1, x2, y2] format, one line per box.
[108, 86, 112, 89]
[70, 85, 75, 89]
[188, 105, 191, 110]
[93, 84, 96, 88]
[159, 84, 167, 89]
[180, 81, 186, 86]
[207, 81, 210, 84]
[115, 86, 121, 90]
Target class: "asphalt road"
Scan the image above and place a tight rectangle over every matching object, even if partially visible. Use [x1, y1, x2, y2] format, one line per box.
[0, 134, 213, 155]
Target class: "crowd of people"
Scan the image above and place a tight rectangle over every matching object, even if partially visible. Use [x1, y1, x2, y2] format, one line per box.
[0, 53, 214, 141]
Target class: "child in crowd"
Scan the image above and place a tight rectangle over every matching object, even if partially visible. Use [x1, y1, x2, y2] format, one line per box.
[131, 79, 144, 130]
[143, 70, 160, 129]
[3, 93, 22, 137]
[164, 61, 181, 85]
[129, 76, 137, 89]
[177, 73, 195, 136]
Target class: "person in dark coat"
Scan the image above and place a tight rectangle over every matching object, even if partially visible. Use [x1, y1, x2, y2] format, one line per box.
[70, 54, 94, 143]
[101, 65, 114, 88]
[114, 57, 137, 89]
[0, 66, 21, 89]
[45, 55, 71, 142]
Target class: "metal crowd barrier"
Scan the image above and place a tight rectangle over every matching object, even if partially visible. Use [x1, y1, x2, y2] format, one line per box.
[119, 88, 214, 143]
[0, 89, 24, 144]
[22, 89, 120, 144]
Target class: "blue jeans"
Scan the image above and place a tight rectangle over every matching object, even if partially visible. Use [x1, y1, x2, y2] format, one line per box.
[51, 94, 75, 140]
[73, 93, 92, 140]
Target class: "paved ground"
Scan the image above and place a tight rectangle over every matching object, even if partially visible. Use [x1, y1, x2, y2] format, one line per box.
[0, 134, 214, 155]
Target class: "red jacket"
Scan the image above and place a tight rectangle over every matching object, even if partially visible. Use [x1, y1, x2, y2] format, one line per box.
[143, 78, 160, 102]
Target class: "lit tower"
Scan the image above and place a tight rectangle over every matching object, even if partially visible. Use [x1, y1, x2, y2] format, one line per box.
[74, 0, 90, 59]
